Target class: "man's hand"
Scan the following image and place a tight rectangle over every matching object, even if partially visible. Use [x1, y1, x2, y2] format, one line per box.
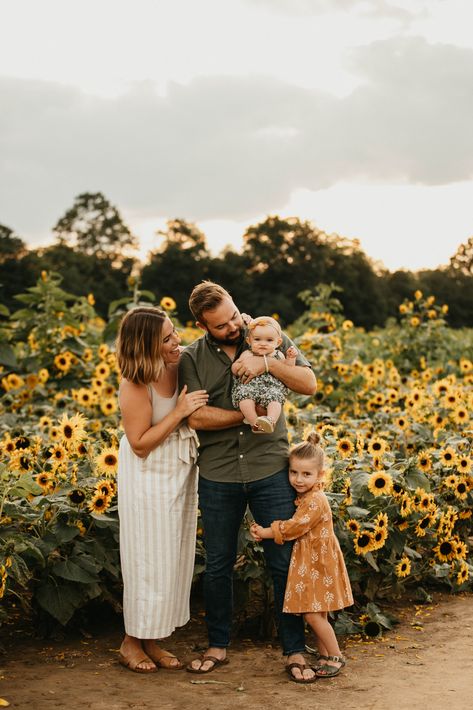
[232, 354, 265, 382]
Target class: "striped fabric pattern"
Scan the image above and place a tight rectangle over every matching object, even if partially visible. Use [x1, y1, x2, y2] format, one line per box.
[117, 389, 198, 639]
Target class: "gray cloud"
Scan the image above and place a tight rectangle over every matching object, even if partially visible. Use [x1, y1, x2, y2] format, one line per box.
[1, 35, 472, 239]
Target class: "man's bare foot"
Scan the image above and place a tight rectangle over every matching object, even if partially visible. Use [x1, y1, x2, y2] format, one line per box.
[286, 652, 316, 682]
[187, 647, 227, 673]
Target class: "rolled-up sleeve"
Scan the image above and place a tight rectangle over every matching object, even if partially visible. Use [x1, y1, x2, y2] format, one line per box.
[271, 504, 321, 544]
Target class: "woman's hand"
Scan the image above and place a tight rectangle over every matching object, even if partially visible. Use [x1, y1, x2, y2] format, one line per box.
[176, 385, 209, 418]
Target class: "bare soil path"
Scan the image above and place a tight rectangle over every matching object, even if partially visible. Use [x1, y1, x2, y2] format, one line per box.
[1, 592, 472, 710]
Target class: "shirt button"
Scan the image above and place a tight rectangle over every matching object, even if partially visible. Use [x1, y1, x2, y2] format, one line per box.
[239, 454, 243, 458]
[240, 431, 243, 436]
[217, 348, 221, 352]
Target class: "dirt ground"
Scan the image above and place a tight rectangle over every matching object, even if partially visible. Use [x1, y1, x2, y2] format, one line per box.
[1, 591, 472, 710]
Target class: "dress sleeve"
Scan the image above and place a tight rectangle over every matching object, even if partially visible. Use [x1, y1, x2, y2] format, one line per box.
[270, 497, 322, 544]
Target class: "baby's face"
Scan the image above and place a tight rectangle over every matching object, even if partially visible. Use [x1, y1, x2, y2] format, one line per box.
[247, 324, 281, 355]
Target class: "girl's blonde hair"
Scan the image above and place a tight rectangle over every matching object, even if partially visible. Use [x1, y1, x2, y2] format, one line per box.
[116, 306, 168, 385]
[290, 431, 325, 472]
[247, 316, 282, 338]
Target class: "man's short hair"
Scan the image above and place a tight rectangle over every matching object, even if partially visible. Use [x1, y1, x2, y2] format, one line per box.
[189, 281, 232, 323]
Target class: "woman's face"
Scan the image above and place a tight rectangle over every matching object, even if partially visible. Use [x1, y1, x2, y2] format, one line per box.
[161, 318, 181, 364]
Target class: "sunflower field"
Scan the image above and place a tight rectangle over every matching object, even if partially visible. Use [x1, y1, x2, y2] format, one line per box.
[0, 274, 472, 633]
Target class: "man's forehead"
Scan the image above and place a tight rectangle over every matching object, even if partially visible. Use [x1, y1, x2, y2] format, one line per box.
[202, 298, 238, 326]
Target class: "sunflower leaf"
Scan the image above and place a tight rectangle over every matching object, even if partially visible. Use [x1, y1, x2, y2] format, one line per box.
[36, 582, 85, 625]
[52, 559, 98, 584]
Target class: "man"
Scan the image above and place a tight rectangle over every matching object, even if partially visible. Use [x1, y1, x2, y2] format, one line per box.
[178, 281, 317, 682]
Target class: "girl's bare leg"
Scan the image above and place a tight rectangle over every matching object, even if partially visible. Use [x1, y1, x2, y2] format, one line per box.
[304, 612, 343, 671]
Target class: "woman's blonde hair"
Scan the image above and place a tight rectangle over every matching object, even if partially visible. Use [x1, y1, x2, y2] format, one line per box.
[116, 306, 168, 385]
[290, 431, 325, 472]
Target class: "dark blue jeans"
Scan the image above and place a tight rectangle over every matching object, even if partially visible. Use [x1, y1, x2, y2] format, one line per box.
[198, 469, 306, 655]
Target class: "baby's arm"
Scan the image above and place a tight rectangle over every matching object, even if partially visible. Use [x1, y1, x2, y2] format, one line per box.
[284, 346, 298, 367]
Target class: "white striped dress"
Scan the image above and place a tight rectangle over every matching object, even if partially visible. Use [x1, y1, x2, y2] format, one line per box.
[118, 386, 199, 639]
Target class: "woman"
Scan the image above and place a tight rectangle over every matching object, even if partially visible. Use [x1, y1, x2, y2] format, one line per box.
[116, 306, 208, 673]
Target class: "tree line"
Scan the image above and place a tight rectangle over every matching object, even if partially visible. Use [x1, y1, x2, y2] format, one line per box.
[1, 192, 473, 329]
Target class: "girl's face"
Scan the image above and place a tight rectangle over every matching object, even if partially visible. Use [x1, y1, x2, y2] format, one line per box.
[288, 456, 321, 494]
[247, 324, 282, 356]
[161, 318, 181, 364]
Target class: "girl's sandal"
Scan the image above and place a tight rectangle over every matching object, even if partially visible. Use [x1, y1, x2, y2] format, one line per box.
[315, 654, 346, 678]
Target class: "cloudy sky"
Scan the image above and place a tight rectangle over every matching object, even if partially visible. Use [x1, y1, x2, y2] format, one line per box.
[1, 0, 473, 271]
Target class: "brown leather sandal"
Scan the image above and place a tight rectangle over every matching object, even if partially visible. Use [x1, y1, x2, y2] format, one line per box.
[118, 652, 157, 674]
[186, 655, 229, 674]
[286, 662, 317, 684]
[146, 648, 184, 670]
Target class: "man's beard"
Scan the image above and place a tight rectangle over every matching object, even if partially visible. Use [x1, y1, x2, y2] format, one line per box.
[211, 327, 245, 346]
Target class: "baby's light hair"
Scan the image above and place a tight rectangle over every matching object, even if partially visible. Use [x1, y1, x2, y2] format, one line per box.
[247, 316, 282, 338]
[289, 431, 325, 473]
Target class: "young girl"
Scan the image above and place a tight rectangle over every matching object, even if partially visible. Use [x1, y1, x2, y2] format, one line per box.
[251, 432, 353, 681]
[231, 316, 297, 433]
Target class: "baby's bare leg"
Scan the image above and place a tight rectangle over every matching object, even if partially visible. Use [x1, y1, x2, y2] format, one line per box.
[239, 399, 258, 426]
[266, 401, 282, 423]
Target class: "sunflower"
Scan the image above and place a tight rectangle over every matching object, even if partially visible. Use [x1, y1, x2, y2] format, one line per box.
[35, 471, 55, 492]
[399, 493, 412, 517]
[392, 481, 404, 498]
[48, 444, 68, 465]
[452, 406, 469, 426]
[75, 442, 88, 456]
[68, 488, 86, 505]
[160, 296, 177, 311]
[98, 343, 109, 360]
[337, 438, 354, 458]
[439, 447, 457, 467]
[82, 348, 93, 362]
[434, 538, 456, 562]
[54, 352, 72, 373]
[353, 531, 375, 555]
[456, 456, 472, 474]
[374, 512, 388, 530]
[417, 491, 435, 512]
[346, 519, 360, 535]
[49, 426, 60, 441]
[39, 416, 53, 429]
[372, 528, 388, 550]
[456, 562, 469, 585]
[431, 413, 445, 429]
[459, 358, 472, 373]
[395, 556, 411, 578]
[88, 492, 111, 515]
[417, 451, 432, 473]
[94, 362, 111, 379]
[394, 415, 409, 432]
[75, 388, 96, 407]
[415, 514, 434, 537]
[94, 447, 119, 477]
[58, 412, 87, 446]
[100, 398, 117, 416]
[76, 520, 87, 536]
[96, 478, 116, 497]
[367, 472, 393, 497]
[454, 540, 468, 560]
[453, 479, 468, 501]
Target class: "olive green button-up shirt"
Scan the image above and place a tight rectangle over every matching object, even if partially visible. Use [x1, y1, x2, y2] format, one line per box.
[178, 331, 311, 483]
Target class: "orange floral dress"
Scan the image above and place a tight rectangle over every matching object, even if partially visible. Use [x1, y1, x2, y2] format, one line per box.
[271, 486, 354, 613]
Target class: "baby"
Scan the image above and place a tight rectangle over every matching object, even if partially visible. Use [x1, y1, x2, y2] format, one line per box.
[231, 316, 297, 433]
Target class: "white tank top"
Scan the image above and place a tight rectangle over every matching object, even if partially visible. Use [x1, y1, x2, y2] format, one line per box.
[148, 385, 178, 425]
